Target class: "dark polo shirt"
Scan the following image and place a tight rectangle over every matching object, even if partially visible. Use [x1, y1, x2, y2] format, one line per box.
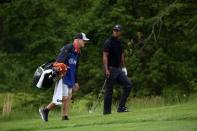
[103, 36, 124, 68]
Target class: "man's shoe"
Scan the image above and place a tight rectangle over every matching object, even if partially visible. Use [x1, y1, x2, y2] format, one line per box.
[117, 106, 129, 113]
[62, 116, 69, 120]
[103, 112, 111, 115]
[39, 107, 49, 122]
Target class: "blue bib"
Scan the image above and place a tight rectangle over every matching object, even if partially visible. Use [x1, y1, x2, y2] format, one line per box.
[63, 51, 79, 88]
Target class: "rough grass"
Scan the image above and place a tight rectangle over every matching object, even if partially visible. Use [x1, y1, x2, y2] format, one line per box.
[0, 101, 197, 131]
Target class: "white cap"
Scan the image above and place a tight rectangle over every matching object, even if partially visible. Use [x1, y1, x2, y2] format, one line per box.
[74, 32, 90, 41]
[81, 33, 90, 41]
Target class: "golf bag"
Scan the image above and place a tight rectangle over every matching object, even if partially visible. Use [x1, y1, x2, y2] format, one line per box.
[33, 59, 59, 89]
[33, 44, 74, 89]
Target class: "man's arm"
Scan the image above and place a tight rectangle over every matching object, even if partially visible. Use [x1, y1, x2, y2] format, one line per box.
[73, 56, 80, 91]
[121, 53, 125, 67]
[55, 44, 72, 77]
[103, 52, 110, 78]
[56, 44, 72, 63]
[103, 38, 111, 78]
[75, 57, 79, 83]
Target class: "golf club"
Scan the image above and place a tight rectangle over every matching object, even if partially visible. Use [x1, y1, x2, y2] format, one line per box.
[89, 78, 107, 113]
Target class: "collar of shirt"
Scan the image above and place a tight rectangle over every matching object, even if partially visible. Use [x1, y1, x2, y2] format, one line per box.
[73, 39, 81, 54]
[112, 35, 120, 40]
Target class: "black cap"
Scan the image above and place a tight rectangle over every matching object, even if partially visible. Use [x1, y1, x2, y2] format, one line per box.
[113, 24, 122, 31]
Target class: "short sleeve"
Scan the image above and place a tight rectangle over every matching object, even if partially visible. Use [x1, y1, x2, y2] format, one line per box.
[56, 46, 67, 62]
[103, 39, 111, 52]
[56, 44, 72, 63]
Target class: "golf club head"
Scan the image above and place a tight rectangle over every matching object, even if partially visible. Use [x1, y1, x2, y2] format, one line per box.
[88, 110, 93, 113]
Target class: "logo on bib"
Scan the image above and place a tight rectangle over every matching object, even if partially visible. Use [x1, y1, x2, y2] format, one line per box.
[68, 58, 77, 65]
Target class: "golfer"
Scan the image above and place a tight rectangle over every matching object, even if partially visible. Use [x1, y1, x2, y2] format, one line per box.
[103, 24, 132, 115]
[39, 33, 89, 121]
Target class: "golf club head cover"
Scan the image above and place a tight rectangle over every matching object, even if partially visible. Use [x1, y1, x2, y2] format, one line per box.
[53, 62, 68, 77]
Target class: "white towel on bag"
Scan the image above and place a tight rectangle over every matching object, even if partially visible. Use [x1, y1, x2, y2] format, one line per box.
[36, 69, 53, 88]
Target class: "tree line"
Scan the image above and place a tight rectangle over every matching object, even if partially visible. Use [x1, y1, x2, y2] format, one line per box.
[0, 0, 196, 100]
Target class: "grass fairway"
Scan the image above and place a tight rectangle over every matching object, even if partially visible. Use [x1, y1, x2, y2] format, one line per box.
[1, 102, 197, 131]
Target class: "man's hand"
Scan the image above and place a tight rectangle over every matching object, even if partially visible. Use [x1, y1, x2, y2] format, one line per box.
[105, 69, 110, 78]
[73, 83, 80, 91]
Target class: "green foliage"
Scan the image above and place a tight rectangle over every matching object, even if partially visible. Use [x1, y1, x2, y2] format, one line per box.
[0, 0, 196, 100]
[1, 100, 197, 130]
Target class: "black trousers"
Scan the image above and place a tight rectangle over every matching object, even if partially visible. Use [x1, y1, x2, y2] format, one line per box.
[103, 67, 132, 114]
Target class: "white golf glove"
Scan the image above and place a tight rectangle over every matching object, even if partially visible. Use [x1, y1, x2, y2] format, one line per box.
[122, 67, 127, 76]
